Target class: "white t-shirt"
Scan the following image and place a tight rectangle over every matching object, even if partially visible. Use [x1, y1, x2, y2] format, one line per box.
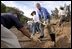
[59, 9, 68, 17]
[58, 10, 66, 16]
[33, 15, 40, 23]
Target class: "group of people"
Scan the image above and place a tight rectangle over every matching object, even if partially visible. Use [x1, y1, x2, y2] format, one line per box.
[27, 3, 52, 39]
[1, 3, 69, 48]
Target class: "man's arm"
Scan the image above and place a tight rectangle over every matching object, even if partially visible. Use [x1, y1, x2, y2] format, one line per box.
[11, 15, 31, 39]
[19, 26, 41, 42]
[37, 11, 42, 23]
[43, 8, 50, 21]
[19, 26, 31, 39]
[11, 15, 41, 42]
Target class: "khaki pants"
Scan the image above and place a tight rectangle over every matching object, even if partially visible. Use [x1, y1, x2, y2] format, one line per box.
[1, 24, 21, 48]
[59, 15, 66, 26]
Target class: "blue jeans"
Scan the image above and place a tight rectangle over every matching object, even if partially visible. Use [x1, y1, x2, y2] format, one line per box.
[39, 23, 44, 36]
[32, 22, 44, 36]
[32, 22, 37, 35]
[59, 15, 66, 26]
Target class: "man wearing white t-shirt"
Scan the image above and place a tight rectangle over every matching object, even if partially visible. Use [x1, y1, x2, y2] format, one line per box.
[58, 7, 66, 26]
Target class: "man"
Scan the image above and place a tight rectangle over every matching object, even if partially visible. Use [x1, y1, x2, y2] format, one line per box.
[1, 12, 40, 48]
[36, 3, 50, 38]
[36, 3, 55, 41]
[58, 7, 67, 26]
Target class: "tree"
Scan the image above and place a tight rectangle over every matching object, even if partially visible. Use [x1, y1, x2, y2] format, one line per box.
[51, 8, 59, 19]
[6, 7, 24, 21]
[1, 2, 6, 13]
[1, 3, 30, 24]
[6, 7, 31, 23]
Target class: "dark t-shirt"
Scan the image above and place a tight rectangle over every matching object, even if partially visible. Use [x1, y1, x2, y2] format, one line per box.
[1, 13, 23, 30]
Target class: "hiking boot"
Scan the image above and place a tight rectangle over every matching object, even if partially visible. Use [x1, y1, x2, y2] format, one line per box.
[50, 33, 55, 41]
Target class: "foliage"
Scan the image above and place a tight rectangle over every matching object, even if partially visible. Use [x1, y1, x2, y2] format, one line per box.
[1, 2, 30, 24]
